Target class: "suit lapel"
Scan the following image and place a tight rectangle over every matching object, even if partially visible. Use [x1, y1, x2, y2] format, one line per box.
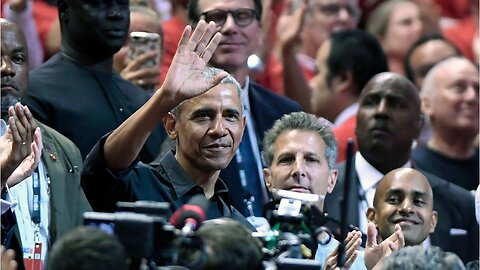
[38, 124, 65, 243]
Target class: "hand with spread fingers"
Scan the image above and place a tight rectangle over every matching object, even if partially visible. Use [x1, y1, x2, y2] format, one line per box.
[0, 103, 37, 188]
[104, 20, 228, 171]
[6, 126, 43, 188]
[323, 230, 362, 270]
[159, 20, 228, 108]
[364, 222, 405, 270]
[276, 0, 307, 51]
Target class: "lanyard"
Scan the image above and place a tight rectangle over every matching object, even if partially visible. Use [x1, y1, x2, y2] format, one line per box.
[31, 167, 41, 225]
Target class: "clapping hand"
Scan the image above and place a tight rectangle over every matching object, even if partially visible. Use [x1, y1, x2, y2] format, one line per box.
[364, 222, 405, 270]
[0, 103, 38, 188]
[323, 230, 362, 270]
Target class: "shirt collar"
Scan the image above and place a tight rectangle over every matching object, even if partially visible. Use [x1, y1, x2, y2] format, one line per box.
[241, 76, 251, 112]
[160, 151, 231, 203]
[356, 152, 411, 191]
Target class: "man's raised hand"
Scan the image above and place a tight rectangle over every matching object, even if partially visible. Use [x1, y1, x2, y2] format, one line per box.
[161, 20, 228, 106]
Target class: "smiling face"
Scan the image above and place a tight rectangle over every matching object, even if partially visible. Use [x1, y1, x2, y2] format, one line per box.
[166, 83, 245, 177]
[197, 0, 262, 74]
[368, 168, 437, 246]
[1, 21, 28, 117]
[264, 129, 337, 208]
[422, 59, 479, 137]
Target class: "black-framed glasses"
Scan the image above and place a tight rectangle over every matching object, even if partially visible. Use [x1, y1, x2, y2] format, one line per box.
[200, 8, 258, 27]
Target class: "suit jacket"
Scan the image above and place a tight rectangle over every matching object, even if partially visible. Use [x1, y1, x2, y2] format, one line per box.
[13, 121, 92, 254]
[325, 162, 479, 263]
[219, 82, 302, 216]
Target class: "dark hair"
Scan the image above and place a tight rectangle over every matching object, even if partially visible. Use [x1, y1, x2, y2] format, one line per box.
[47, 226, 128, 270]
[404, 34, 461, 83]
[187, 0, 262, 25]
[327, 29, 388, 96]
[195, 218, 263, 270]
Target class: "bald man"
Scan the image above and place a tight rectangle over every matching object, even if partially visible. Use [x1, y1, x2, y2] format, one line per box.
[413, 57, 479, 191]
[367, 168, 438, 246]
[325, 72, 478, 263]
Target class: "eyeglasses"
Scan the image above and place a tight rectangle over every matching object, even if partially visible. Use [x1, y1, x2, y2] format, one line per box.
[200, 8, 258, 27]
[312, 3, 361, 19]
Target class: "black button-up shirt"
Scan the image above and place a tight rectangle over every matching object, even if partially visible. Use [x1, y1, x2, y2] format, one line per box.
[82, 135, 254, 230]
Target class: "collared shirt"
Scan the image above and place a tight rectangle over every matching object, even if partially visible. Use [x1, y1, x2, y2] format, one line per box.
[355, 152, 431, 247]
[0, 119, 50, 260]
[150, 151, 233, 220]
[9, 161, 50, 261]
[334, 103, 359, 127]
[356, 152, 411, 233]
[83, 138, 255, 230]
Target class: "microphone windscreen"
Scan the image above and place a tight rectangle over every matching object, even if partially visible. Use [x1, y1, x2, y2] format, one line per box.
[169, 194, 209, 228]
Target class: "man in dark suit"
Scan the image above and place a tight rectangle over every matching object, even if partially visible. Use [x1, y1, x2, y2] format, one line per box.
[187, 0, 302, 218]
[1, 19, 92, 268]
[324, 72, 478, 263]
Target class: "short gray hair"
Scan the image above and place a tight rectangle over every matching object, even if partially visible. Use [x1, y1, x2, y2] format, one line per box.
[420, 57, 476, 98]
[382, 246, 465, 270]
[262, 112, 338, 169]
[170, 67, 243, 116]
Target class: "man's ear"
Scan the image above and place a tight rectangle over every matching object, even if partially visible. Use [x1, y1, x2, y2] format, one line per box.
[163, 112, 178, 140]
[366, 207, 377, 223]
[326, 169, 338, 193]
[263, 168, 272, 189]
[429, 210, 438, 233]
[333, 70, 354, 95]
[420, 95, 433, 116]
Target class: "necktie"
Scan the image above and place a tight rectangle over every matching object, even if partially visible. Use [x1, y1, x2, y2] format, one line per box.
[238, 129, 264, 216]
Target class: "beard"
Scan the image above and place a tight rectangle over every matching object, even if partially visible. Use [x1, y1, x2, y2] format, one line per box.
[1, 95, 20, 121]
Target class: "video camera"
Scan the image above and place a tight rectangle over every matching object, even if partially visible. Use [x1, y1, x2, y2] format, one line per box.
[257, 189, 336, 270]
[84, 197, 208, 270]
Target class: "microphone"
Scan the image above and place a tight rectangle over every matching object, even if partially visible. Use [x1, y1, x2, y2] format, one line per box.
[169, 194, 209, 236]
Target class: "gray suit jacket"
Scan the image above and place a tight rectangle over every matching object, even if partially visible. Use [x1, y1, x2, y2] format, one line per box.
[14, 121, 91, 248]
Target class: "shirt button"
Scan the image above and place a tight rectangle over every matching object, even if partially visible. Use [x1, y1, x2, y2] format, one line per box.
[119, 108, 124, 112]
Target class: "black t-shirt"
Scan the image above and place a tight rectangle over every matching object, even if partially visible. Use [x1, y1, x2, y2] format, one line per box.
[412, 146, 479, 191]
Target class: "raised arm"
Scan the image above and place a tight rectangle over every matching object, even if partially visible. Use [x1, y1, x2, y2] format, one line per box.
[0, 103, 37, 188]
[277, 0, 312, 112]
[104, 20, 228, 171]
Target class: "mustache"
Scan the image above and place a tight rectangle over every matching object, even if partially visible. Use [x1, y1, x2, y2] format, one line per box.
[1, 77, 20, 91]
